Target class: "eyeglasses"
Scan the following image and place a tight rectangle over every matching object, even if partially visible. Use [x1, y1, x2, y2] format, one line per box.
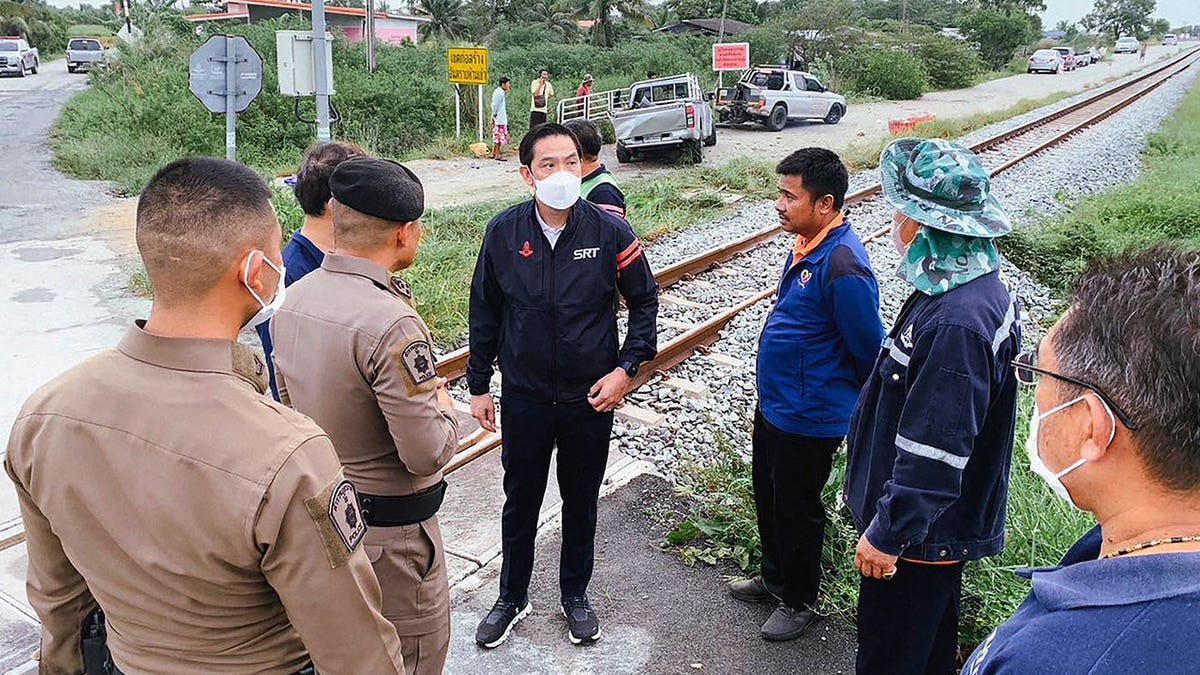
[1012, 350, 1138, 431]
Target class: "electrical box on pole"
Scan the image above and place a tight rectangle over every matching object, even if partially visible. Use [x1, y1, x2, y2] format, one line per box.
[277, 30, 335, 97]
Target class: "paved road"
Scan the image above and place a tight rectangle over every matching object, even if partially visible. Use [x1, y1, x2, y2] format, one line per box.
[0, 61, 148, 672]
[409, 43, 1192, 209]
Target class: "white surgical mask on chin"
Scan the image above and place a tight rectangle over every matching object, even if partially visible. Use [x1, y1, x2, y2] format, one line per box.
[533, 170, 581, 210]
[1026, 395, 1114, 510]
[241, 253, 287, 330]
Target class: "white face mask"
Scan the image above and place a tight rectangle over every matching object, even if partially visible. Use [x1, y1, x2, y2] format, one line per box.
[532, 170, 581, 210]
[242, 253, 286, 330]
[1026, 395, 1114, 510]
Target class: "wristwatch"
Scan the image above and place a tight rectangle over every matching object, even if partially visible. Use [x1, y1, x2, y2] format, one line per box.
[618, 360, 640, 378]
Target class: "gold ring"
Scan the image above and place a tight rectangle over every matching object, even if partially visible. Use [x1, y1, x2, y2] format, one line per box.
[882, 568, 897, 579]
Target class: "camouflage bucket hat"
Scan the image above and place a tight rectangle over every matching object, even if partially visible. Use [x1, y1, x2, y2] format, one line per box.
[879, 138, 1012, 238]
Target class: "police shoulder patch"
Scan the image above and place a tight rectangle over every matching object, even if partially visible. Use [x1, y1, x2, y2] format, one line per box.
[304, 477, 368, 568]
[396, 338, 438, 393]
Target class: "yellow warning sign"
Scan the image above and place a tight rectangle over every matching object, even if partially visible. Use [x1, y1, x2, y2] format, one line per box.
[448, 48, 489, 86]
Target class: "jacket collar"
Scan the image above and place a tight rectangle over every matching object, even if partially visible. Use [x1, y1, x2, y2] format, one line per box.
[1019, 526, 1200, 609]
[789, 215, 853, 267]
[118, 321, 267, 394]
[321, 253, 398, 295]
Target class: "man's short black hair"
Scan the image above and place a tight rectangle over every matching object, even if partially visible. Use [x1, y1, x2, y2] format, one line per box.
[519, 123, 582, 166]
[499, 76, 510, 84]
[776, 147, 849, 210]
[136, 157, 275, 303]
[564, 119, 602, 160]
[1053, 245, 1200, 492]
[294, 141, 366, 217]
[646, 70, 657, 79]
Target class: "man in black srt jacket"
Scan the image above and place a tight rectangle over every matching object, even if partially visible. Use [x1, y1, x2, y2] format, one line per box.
[469, 124, 659, 649]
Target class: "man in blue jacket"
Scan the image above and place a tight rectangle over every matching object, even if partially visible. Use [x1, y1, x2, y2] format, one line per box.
[468, 124, 659, 649]
[845, 139, 1022, 675]
[728, 148, 884, 641]
[963, 246, 1200, 674]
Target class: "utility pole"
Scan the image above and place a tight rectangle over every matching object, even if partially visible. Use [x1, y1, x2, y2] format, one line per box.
[312, 0, 332, 140]
[717, 0, 729, 87]
[902, 0, 909, 24]
[366, 0, 377, 74]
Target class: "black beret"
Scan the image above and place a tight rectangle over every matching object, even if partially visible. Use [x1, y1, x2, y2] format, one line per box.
[329, 157, 424, 223]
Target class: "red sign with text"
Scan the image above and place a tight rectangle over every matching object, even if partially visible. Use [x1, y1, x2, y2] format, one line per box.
[712, 42, 750, 71]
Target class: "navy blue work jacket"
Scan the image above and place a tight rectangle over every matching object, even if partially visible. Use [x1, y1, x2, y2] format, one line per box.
[844, 270, 1021, 562]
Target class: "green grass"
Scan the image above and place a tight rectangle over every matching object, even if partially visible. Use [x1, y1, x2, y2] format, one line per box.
[665, 389, 1094, 651]
[1002, 77, 1200, 291]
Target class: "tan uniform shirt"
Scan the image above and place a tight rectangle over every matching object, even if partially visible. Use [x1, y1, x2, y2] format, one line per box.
[271, 254, 459, 497]
[4, 324, 405, 675]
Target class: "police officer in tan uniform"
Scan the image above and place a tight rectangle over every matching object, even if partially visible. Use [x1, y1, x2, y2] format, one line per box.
[271, 158, 459, 675]
[3, 157, 406, 674]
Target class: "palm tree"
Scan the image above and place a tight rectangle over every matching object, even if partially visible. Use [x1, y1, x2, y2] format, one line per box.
[648, 4, 674, 29]
[579, 0, 648, 47]
[416, 0, 469, 41]
[527, 0, 577, 39]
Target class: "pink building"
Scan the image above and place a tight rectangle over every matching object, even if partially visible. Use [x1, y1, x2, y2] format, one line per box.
[186, 0, 428, 45]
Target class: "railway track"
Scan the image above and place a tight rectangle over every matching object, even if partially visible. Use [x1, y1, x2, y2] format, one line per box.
[0, 48, 1195, 555]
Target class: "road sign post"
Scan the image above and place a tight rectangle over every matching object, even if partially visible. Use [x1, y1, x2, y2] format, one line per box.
[448, 47, 488, 141]
[189, 35, 263, 161]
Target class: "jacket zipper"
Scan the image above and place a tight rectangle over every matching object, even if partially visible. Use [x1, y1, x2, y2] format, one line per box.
[549, 241, 558, 404]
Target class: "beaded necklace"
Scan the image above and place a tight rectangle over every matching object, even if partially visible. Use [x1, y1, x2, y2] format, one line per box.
[1101, 535, 1200, 559]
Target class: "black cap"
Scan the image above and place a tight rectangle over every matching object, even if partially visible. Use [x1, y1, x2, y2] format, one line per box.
[329, 157, 424, 223]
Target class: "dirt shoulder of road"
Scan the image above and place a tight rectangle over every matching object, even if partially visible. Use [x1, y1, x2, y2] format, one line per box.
[445, 472, 857, 674]
[409, 44, 1190, 210]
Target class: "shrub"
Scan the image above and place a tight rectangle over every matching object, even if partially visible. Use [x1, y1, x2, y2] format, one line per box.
[916, 36, 981, 90]
[841, 48, 928, 100]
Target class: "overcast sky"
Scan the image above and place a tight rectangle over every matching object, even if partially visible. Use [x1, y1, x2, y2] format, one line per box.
[1042, 0, 1196, 28]
[39, 0, 1200, 28]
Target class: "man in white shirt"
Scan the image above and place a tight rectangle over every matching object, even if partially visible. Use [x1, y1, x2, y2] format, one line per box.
[491, 77, 511, 161]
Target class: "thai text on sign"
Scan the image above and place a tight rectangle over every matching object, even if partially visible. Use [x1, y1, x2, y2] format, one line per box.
[448, 47, 489, 85]
[712, 42, 750, 72]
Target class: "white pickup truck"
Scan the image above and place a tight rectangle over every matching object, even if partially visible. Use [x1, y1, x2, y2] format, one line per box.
[0, 38, 39, 77]
[716, 66, 846, 131]
[610, 74, 716, 164]
[66, 37, 107, 73]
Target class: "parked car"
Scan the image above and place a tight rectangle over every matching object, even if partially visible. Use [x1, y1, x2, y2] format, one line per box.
[1115, 36, 1140, 53]
[66, 37, 106, 73]
[1028, 49, 1064, 74]
[1074, 48, 1092, 66]
[1163, 34, 1178, 46]
[0, 37, 39, 77]
[714, 65, 847, 132]
[611, 73, 716, 164]
[1053, 47, 1078, 70]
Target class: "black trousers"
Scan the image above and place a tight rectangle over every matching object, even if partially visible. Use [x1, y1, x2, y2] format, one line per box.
[856, 560, 964, 675]
[498, 397, 613, 604]
[752, 408, 842, 610]
[529, 111, 548, 129]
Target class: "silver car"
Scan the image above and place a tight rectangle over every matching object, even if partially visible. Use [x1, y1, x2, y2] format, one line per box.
[1028, 49, 1063, 74]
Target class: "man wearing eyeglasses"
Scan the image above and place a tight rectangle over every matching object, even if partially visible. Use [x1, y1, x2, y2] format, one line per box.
[844, 139, 1022, 675]
[962, 246, 1200, 674]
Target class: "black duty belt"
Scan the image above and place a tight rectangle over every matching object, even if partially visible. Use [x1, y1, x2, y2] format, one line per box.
[114, 664, 315, 675]
[358, 480, 447, 527]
